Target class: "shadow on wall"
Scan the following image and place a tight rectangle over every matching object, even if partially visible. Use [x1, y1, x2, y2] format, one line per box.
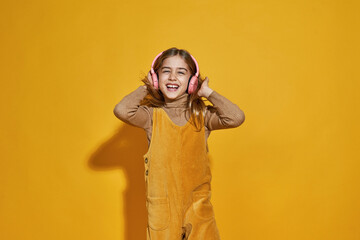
[88, 124, 148, 240]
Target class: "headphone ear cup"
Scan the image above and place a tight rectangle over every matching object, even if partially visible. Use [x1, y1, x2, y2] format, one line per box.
[186, 75, 192, 94]
[151, 72, 159, 89]
[187, 75, 198, 94]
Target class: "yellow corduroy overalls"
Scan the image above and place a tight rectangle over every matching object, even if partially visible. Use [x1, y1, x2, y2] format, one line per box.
[143, 108, 221, 240]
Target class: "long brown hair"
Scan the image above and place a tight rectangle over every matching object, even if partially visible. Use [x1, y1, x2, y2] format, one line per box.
[140, 47, 207, 131]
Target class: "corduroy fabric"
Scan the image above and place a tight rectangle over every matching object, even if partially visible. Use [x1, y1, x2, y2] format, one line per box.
[144, 108, 221, 240]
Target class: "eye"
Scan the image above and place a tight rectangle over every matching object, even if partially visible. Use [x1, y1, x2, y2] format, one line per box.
[178, 72, 185, 75]
[163, 70, 170, 73]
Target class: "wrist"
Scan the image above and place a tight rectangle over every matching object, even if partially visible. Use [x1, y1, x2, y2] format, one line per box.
[204, 88, 213, 98]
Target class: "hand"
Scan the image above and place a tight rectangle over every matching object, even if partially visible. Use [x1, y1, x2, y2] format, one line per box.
[197, 77, 213, 98]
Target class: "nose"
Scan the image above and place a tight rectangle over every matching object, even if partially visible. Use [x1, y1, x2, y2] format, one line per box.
[169, 71, 176, 81]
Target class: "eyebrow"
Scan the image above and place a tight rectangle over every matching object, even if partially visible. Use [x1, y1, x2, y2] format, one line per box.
[161, 66, 188, 72]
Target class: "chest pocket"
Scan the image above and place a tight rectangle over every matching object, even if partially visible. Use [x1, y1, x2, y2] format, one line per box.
[146, 196, 170, 231]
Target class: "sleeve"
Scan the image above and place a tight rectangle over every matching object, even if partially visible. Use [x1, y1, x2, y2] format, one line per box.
[204, 90, 245, 131]
[113, 86, 152, 130]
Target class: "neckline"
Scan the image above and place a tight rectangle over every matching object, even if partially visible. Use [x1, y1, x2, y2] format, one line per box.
[163, 93, 189, 108]
[159, 108, 192, 128]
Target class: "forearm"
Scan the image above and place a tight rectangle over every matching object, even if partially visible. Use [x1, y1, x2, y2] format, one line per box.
[113, 86, 150, 128]
[205, 91, 245, 130]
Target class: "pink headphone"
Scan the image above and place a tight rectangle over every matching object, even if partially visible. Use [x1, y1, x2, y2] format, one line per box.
[150, 51, 200, 94]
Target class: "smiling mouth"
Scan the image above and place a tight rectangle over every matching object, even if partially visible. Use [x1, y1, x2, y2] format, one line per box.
[166, 84, 179, 90]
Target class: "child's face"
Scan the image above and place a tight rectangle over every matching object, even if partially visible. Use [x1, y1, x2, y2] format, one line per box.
[158, 55, 191, 101]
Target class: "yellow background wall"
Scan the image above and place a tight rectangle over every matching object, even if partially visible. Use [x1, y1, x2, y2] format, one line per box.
[1, 0, 359, 239]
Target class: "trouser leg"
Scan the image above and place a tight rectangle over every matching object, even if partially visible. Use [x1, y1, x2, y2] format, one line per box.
[183, 202, 221, 240]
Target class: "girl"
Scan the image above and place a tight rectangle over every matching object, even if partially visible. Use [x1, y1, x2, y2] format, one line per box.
[113, 47, 245, 240]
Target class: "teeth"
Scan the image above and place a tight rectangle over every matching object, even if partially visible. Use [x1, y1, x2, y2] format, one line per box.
[167, 84, 179, 88]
